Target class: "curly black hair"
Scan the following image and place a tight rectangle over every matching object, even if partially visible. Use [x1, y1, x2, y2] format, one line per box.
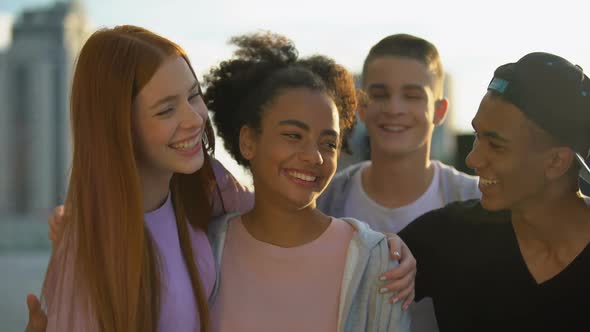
[204, 31, 357, 167]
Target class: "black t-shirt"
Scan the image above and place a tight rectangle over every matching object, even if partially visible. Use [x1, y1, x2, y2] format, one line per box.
[398, 199, 590, 332]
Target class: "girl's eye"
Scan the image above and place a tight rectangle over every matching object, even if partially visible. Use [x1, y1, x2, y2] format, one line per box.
[323, 142, 338, 150]
[188, 90, 202, 102]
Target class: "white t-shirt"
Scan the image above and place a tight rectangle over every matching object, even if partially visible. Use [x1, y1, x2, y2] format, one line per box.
[343, 160, 447, 234]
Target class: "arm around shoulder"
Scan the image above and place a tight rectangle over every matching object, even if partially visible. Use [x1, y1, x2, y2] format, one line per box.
[210, 158, 254, 216]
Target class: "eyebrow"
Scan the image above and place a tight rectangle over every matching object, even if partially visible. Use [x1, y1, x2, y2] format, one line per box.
[481, 130, 510, 142]
[472, 121, 510, 142]
[401, 84, 427, 92]
[278, 119, 338, 137]
[367, 83, 426, 92]
[150, 80, 199, 109]
[367, 83, 387, 91]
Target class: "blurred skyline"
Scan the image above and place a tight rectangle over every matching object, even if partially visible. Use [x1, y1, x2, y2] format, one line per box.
[3, 0, 590, 134]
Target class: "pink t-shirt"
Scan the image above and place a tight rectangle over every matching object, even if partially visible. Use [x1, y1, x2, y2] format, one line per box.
[212, 217, 354, 332]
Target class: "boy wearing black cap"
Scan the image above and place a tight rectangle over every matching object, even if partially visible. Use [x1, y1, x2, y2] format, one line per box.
[399, 52, 590, 331]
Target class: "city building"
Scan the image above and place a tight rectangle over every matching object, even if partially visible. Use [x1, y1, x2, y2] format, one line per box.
[0, 0, 88, 216]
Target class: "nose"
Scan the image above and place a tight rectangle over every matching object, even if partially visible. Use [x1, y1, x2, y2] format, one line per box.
[379, 95, 407, 116]
[465, 135, 484, 171]
[298, 143, 324, 165]
[180, 98, 206, 129]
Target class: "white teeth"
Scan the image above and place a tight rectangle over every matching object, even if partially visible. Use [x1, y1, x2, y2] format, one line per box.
[381, 125, 406, 133]
[288, 171, 317, 182]
[170, 136, 199, 150]
[480, 178, 499, 186]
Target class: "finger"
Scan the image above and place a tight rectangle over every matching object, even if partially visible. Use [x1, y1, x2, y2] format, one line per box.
[26, 294, 39, 313]
[55, 205, 65, 218]
[51, 206, 65, 226]
[379, 258, 413, 281]
[26, 294, 46, 328]
[27, 294, 41, 327]
[400, 238, 413, 262]
[388, 279, 414, 305]
[401, 289, 415, 311]
[389, 241, 402, 260]
[380, 269, 413, 293]
[49, 222, 58, 240]
[385, 234, 403, 260]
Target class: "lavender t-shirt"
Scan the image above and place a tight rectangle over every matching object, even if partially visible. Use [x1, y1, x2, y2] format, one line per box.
[145, 194, 216, 332]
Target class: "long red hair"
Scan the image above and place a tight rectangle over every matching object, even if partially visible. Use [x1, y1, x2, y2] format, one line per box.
[41, 25, 215, 332]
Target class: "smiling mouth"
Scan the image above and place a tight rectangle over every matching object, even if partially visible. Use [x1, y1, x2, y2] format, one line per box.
[379, 125, 408, 133]
[287, 170, 318, 183]
[169, 136, 200, 150]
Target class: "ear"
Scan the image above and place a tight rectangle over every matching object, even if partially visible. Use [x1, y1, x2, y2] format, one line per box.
[357, 89, 368, 123]
[544, 147, 575, 181]
[239, 126, 257, 161]
[358, 104, 367, 123]
[433, 98, 449, 125]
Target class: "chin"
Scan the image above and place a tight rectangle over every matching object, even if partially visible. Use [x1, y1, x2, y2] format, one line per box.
[175, 158, 205, 175]
[480, 197, 506, 212]
[288, 195, 317, 210]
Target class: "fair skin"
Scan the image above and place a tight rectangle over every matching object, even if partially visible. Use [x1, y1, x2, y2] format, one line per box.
[133, 56, 209, 211]
[467, 92, 590, 284]
[28, 83, 418, 331]
[360, 56, 448, 209]
[24, 55, 209, 331]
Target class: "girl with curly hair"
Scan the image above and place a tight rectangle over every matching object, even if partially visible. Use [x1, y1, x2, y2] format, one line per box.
[25, 29, 414, 332]
[205, 32, 410, 331]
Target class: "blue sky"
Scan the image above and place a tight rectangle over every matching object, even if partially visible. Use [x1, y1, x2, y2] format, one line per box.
[2, 0, 590, 182]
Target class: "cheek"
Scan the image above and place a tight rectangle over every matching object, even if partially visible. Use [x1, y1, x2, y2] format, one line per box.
[323, 152, 338, 171]
[141, 120, 176, 148]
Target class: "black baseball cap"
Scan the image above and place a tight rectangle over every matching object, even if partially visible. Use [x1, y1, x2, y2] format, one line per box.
[487, 52, 590, 184]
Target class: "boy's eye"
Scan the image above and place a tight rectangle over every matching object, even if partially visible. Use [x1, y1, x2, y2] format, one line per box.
[489, 141, 504, 150]
[282, 133, 301, 140]
[370, 93, 388, 99]
[405, 94, 424, 100]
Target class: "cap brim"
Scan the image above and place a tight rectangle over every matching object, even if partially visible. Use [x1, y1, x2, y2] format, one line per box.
[575, 153, 590, 184]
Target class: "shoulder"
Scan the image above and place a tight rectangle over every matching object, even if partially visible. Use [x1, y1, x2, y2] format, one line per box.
[328, 161, 368, 188]
[208, 212, 240, 243]
[398, 199, 480, 241]
[435, 161, 478, 186]
[400, 199, 510, 246]
[317, 161, 368, 211]
[339, 217, 386, 248]
[434, 161, 481, 200]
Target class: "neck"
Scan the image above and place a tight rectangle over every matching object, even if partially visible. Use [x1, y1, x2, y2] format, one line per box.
[511, 188, 590, 249]
[363, 146, 434, 208]
[138, 168, 173, 213]
[242, 191, 330, 247]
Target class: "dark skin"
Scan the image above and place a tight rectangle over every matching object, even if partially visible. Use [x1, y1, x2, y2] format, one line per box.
[467, 92, 590, 284]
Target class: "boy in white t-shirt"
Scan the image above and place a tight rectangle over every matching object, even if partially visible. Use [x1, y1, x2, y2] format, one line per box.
[317, 34, 480, 332]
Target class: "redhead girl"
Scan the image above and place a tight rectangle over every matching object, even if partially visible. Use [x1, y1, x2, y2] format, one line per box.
[25, 27, 415, 332]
